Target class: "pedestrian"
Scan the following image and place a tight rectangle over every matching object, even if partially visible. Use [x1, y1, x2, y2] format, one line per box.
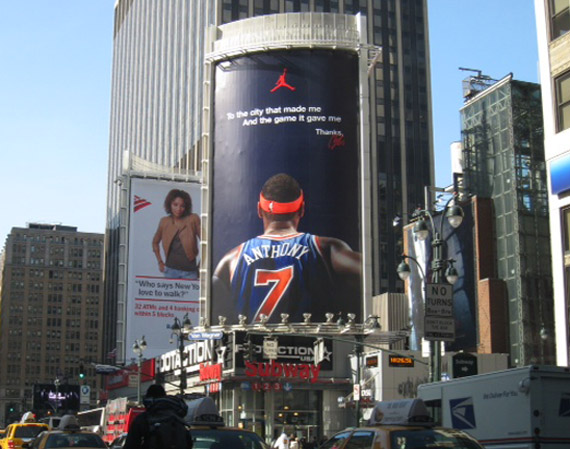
[290, 436, 299, 449]
[272, 431, 290, 449]
[124, 384, 191, 449]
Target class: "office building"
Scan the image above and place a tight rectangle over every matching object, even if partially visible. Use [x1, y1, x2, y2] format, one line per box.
[535, 0, 570, 366]
[106, 0, 433, 364]
[458, 74, 555, 366]
[0, 224, 104, 425]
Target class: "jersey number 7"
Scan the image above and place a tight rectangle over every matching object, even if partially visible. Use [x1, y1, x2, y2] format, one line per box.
[253, 266, 294, 322]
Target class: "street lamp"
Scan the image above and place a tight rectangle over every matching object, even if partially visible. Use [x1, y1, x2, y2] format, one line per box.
[170, 314, 193, 395]
[132, 335, 147, 404]
[54, 377, 61, 415]
[397, 194, 463, 383]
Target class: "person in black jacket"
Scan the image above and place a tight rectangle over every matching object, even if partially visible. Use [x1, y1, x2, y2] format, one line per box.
[124, 384, 191, 449]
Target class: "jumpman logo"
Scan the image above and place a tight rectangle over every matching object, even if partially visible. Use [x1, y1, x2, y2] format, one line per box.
[270, 68, 296, 93]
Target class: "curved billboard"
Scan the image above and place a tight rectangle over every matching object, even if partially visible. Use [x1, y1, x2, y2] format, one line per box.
[210, 49, 362, 324]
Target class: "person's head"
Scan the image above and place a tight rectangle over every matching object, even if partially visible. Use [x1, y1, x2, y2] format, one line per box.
[164, 189, 192, 218]
[145, 384, 166, 399]
[258, 173, 305, 223]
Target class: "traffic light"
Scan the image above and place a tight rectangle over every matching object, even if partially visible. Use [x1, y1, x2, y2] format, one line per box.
[79, 363, 86, 379]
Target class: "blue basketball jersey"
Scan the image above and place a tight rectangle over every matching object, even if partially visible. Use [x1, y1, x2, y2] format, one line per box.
[229, 232, 334, 323]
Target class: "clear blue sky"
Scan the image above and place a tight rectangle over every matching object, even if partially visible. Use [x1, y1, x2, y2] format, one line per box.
[0, 1, 539, 245]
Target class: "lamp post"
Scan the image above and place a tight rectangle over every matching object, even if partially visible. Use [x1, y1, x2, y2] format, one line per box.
[54, 377, 60, 415]
[132, 336, 147, 404]
[397, 194, 463, 382]
[170, 314, 193, 395]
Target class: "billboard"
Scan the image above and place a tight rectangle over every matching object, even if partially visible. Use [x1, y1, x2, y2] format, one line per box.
[126, 178, 201, 358]
[406, 206, 477, 351]
[33, 384, 80, 412]
[210, 49, 362, 324]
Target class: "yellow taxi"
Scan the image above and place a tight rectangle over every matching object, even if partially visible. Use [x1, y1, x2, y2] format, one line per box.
[319, 399, 484, 449]
[0, 422, 48, 449]
[185, 397, 269, 449]
[24, 415, 106, 449]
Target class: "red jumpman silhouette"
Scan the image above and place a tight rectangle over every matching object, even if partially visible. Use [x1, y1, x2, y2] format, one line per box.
[270, 68, 296, 93]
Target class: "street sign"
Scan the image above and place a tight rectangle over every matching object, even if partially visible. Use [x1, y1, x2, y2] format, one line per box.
[263, 339, 278, 360]
[425, 283, 453, 317]
[424, 316, 455, 341]
[80, 385, 90, 405]
[94, 364, 120, 374]
[189, 331, 223, 340]
[128, 374, 138, 388]
[353, 384, 361, 401]
[452, 352, 478, 378]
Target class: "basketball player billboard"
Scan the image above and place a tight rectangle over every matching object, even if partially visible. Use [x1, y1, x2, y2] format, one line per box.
[126, 178, 201, 358]
[211, 49, 362, 324]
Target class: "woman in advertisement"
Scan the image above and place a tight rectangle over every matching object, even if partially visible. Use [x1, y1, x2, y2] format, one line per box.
[152, 189, 201, 279]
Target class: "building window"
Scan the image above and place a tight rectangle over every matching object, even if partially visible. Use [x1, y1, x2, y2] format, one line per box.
[563, 207, 570, 257]
[551, 0, 570, 40]
[556, 71, 570, 131]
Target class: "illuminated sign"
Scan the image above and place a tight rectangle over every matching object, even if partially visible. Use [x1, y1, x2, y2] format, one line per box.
[388, 355, 415, 367]
[199, 363, 222, 382]
[244, 360, 321, 383]
[366, 356, 378, 367]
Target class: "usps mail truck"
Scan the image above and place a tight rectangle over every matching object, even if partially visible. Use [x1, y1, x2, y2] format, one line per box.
[417, 365, 570, 448]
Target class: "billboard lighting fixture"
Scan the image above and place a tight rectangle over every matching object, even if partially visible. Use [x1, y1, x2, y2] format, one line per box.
[194, 314, 407, 345]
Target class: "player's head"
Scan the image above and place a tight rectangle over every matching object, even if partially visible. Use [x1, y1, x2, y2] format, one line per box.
[258, 173, 304, 222]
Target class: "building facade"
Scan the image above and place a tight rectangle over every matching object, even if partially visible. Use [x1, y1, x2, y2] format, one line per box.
[105, 0, 433, 364]
[459, 75, 555, 366]
[0, 224, 104, 425]
[535, 0, 570, 366]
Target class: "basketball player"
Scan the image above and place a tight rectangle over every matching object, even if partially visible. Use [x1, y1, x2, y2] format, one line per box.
[212, 173, 361, 323]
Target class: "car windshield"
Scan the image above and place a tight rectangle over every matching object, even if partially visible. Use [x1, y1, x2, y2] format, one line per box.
[191, 429, 268, 449]
[45, 434, 107, 448]
[14, 427, 46, 438]
[390, 428, 483, 449]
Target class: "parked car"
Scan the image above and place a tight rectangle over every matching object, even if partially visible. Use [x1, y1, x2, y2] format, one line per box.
[319, 399, 484, 449]
[25, 415, 106, 449]
[0, 422, 49, 449]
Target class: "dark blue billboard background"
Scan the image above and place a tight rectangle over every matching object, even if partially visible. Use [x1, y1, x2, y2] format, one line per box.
[407, 205, 476, 351]
[211, 49, 361, 324]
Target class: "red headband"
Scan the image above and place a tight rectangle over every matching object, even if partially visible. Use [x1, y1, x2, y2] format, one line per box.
[259, 191, 304, 214]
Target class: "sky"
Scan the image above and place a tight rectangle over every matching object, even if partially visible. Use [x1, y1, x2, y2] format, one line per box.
[0, 1, 540, 245]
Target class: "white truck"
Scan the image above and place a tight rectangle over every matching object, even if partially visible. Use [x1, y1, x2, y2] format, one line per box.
[417, 365, 570, 448]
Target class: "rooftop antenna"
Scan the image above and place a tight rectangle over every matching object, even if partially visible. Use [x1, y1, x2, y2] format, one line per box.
[459, 67, 497, 100]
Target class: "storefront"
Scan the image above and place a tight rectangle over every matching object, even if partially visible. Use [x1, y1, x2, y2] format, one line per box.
[156, 331, 354, 442]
